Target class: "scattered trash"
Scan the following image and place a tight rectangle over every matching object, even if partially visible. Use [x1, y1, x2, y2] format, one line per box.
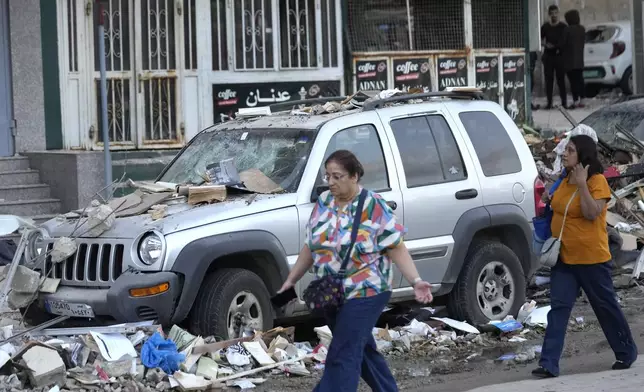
[141, 332, 186, 374]
[525, 306, 551, 328]
[430, 317, 480, 334]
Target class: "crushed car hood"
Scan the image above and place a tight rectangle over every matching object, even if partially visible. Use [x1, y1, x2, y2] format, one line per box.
[42, 193, 298, 239]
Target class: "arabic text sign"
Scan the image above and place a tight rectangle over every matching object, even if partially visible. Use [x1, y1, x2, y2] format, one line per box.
[502, 55, 526, 123]
[355, 58, 389, 91]
[437, 56, 468, 91]
[213, 81, 342, 123]
[475, 55, 500, 103]
[392, 58, 432, 92]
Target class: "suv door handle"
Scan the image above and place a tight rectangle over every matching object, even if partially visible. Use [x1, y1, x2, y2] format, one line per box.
[455, 189, 478, 200]
[386, 200, 398, 210]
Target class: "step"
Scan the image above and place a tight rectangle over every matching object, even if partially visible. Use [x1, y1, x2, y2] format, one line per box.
[0, 170, 40, 186]
[0, 156, 30, 172]
[0, 199, 61, 216]
[0, 184, 51, 202]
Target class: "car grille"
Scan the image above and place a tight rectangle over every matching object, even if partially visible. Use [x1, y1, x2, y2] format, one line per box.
[42, 240, 126, 287]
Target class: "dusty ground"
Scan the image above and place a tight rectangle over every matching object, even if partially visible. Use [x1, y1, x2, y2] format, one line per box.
[255, 282, 644, 392]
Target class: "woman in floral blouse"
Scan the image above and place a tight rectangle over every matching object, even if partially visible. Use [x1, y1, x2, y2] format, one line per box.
[278, 150, 432, 392]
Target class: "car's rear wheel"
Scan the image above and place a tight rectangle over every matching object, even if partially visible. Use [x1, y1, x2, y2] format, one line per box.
[620, 67, 633, 95]
[189, 268, 274, 340]
[447, 241, 526, 324]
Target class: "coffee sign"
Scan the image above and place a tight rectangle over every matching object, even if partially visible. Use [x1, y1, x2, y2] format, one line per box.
[437, 57, 468, 91]
[355, 59, 389, 91]
[475, 56, 500, 102]
[213, 81, 341, 123]
[393, 58, 432, 92]
[502, 55, 526, 124]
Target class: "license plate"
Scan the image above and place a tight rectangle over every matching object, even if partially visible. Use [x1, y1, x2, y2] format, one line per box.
[45, 300, 95, 318]
[583, 70, 600, 78]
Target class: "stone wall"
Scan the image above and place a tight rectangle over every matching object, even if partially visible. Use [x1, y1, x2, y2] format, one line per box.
[9, 0, 46, 153]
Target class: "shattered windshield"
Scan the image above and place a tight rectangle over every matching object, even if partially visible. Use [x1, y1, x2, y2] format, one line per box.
[580, 108, 644, 150]
[159, 127, 316, 193]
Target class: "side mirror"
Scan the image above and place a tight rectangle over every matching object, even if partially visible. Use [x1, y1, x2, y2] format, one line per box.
[310, 185, 329, 203]
[0, 215, 20, 236]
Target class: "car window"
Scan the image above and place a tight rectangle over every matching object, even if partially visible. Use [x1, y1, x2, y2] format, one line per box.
[585, 26, 618, 43]
[323, 124, 389, 191]
[459, 111, 522, 177]
[390, 115, 467, 187]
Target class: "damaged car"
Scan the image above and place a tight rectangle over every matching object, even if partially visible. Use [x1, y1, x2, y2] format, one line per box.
[16, 91, 540, 340]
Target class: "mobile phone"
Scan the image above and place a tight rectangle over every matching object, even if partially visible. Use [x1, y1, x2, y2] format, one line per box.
[271, 287, 297, 308]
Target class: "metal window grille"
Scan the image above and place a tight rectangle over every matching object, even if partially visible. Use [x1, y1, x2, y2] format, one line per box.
[233, 0, 274, 70]
[141, 0, 176, 70]
[279, 0, 317, 68]
[320, 0, 338, 67]
[211, 0, 229, 70]
[183, 0, 198, 69]
[94, 0, 132, 143]
[67, 0, 78, 72]
[411, 0, 464, 51]
[346, 0, 464, 52]
[94, 0, 131, 72]
[472, 0, 524, 49]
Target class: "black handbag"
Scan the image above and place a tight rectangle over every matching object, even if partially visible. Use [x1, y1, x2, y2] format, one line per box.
[302, 189, 368, 314]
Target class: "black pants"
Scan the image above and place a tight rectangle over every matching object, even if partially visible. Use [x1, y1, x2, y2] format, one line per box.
[567, 69, 585, 103]
[539, 261, 638, 376]
[542, 53, 567, 107]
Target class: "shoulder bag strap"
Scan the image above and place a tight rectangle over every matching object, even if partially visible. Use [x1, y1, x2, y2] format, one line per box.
[557, 189, 578, 240]
[339, 189, 368, 275]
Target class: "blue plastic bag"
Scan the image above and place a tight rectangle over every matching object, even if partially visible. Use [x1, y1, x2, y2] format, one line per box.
[141, 332, 186, 374]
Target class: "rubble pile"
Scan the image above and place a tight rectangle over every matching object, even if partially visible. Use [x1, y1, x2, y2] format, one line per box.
[0, 300, 566, 392]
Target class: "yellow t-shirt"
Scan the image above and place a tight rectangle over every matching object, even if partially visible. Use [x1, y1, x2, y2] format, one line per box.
[550, 174, 612, 265]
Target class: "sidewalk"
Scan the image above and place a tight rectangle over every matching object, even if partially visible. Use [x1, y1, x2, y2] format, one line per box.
[532, 107, 595, 131]
[465, 356, 644, 392]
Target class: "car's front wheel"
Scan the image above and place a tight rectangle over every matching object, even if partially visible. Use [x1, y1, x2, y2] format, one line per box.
[447, 241, 526, 324]
[189, 268, 274, 340]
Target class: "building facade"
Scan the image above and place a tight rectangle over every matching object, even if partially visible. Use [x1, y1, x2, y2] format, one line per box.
[345, 0, 528, 124]
[55, 0, 344, 152]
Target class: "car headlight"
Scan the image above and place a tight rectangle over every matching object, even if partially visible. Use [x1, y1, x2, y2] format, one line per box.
[138, 232, 164, 265]
[25, 229, 47, 265]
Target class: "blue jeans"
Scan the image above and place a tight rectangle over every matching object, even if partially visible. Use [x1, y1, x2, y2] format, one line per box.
[313, 291, 397, 392]
[539, 261, 638, 375]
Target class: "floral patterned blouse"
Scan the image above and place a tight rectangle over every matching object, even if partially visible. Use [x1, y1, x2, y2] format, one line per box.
[306, 188, 407, 299]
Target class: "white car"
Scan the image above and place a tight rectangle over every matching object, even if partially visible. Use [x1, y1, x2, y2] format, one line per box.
[583, 21, 632, 97]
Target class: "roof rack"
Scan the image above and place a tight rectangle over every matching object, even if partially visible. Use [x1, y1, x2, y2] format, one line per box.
[268, 96, 350, 112]
[362, 90, 485, 111]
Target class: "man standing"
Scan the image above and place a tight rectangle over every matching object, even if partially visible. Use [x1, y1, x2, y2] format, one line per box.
[541, 5, 568, 109]
[564, 9, 586, 108]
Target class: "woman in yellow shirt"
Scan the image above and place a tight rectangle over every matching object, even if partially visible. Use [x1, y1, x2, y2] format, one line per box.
[533, 135, 638, 378]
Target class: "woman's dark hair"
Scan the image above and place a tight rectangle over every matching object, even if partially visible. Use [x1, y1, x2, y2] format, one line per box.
[564, 9, 580, 26]
[325, 150, 364, 180]
[569, 135, 603, 177]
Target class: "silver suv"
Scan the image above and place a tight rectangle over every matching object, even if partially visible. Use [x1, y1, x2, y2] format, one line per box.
[30, 91, 540, 339]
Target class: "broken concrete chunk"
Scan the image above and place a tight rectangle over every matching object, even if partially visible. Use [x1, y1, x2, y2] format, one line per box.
[21, 345, 66, 387]
[50, 236, 77, 264]
[86, 201, 115, 237]
[614, 274, 635, 289]
[39, 277, 61, 294]
[10, 265, 41, 294]
[8, 290, 35, 310]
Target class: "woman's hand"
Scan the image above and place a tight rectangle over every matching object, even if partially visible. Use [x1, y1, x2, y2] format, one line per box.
[413, 280, 433, 304]
[572, 163, 589, 184]
[277, 279, 295, 294]
[541, 191, 551, 203]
